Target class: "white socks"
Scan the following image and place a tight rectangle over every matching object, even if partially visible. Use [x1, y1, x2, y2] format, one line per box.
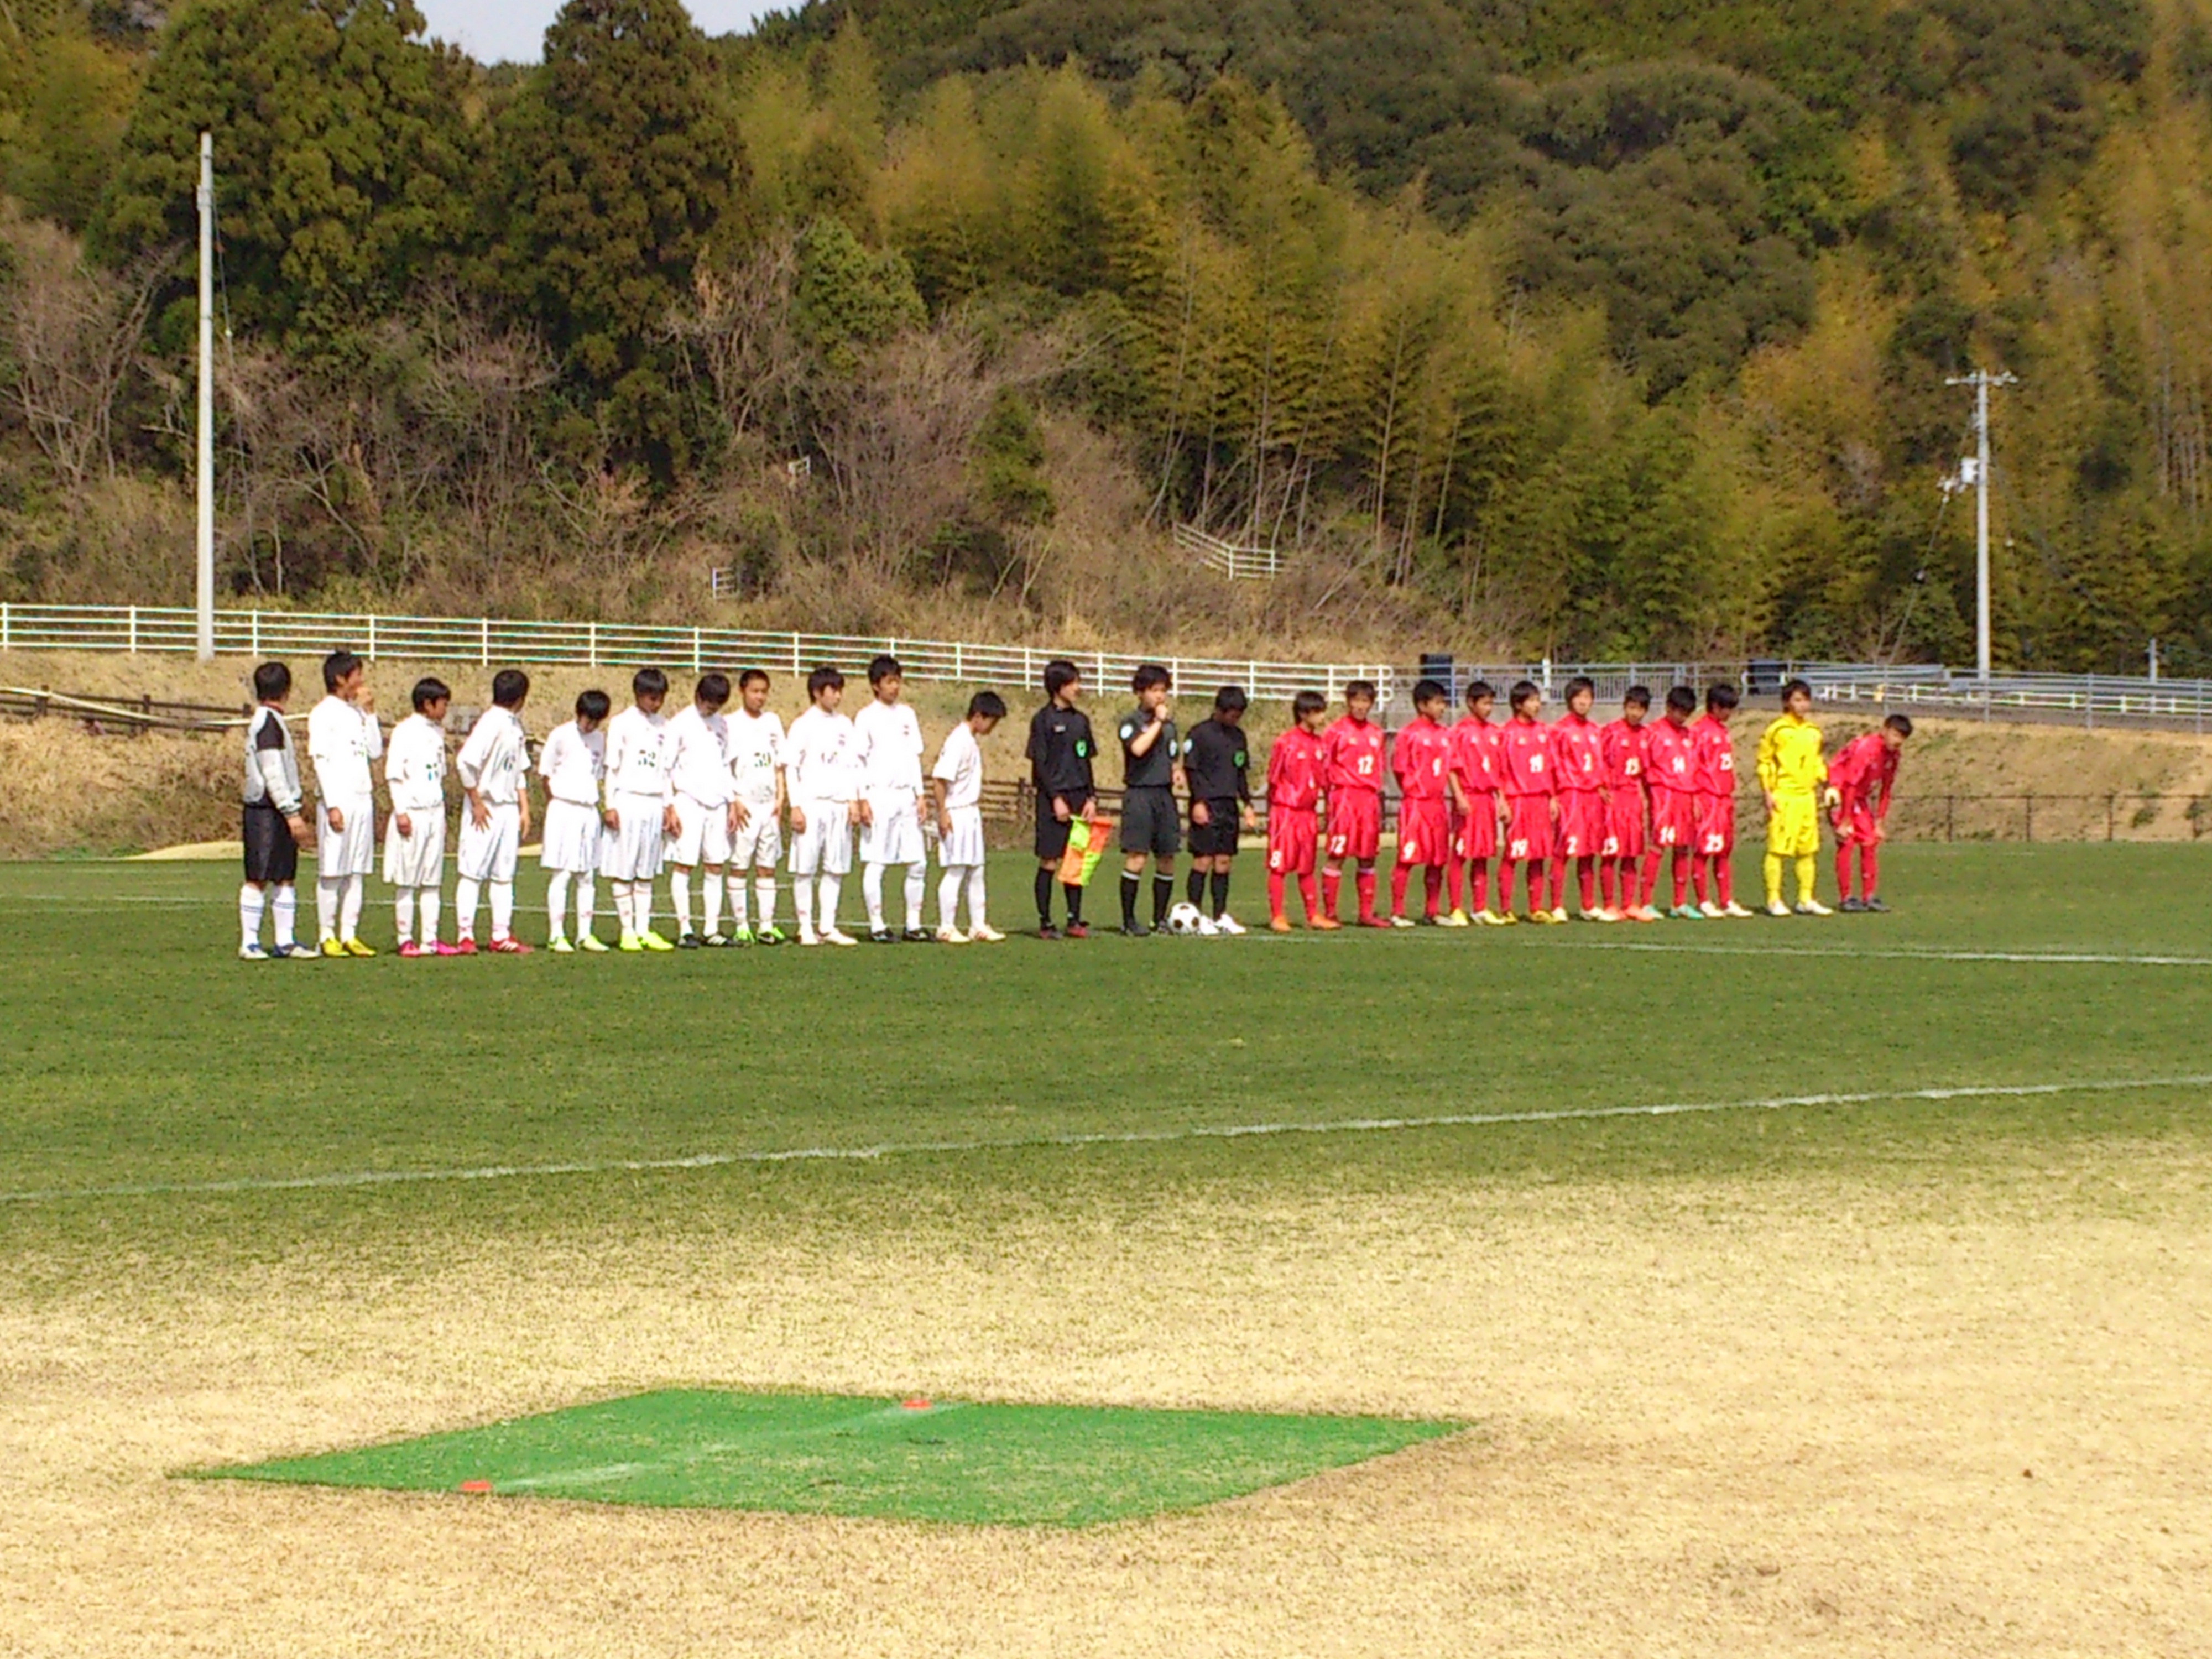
[239, 883, 265, 947]
[792, 874, 813, 935]
[817, 873, 842, 934]
[393, 886, 440, 945]
[548, 870, 571, 936]
[670, 868, 692, 933]
[630, 883, 656, 936]
[863, 863, 886, 929]
[966, 865, 987, 931]
[270, 885, 296, 947]
[611, 880, 635, 937]
[937, 867, 988, 932]
[455, 876, 481, 940]
[489, 880, 512, 942]
[757, 875, 777, 931]
[338, 873, 363, 942]
[575, 873, 594, 935]
[904, 864, 926, 928]
[316, 875, 342, 941]
[702, 870, 723, 936]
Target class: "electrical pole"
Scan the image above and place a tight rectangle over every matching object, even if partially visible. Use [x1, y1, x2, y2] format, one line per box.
[195, 131, 215, 664]
[1945, 368, 2016, 684]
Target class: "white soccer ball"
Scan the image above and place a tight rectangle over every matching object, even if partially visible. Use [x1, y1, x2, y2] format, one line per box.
[1166, 901, 1206, 936]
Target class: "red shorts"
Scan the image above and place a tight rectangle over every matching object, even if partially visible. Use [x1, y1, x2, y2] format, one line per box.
[1325, 789, 1381, 862]
[1503, 795, 1553, 863]
[1396, 797, 1451, 866]
[1266, 806, 1319, 875]
[1829, 796, 1882, 846]
[1651, 788, 1695, 849]
[1453, 794, 1499, 860]
[1698, 794, 1736, 857]
[1603, 790, 1647, 859]
[1557, 790, 1604, 859]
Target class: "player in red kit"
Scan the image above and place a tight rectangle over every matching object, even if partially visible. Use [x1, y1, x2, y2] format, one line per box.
[1448, 680, 1506, 925]
[1321, 680, 1388, 927]
[1548, 676, 1605, 921]
[1828, 714, 1911, 911]
[1389, 680, 1456, 926]
[1598, 686, 1655, 922]
[1691, 683, 1752, 917]
[1498, 680, 1556, 922]
[1642, 686, 1702, 917]
[1265, 690, 1337, 931]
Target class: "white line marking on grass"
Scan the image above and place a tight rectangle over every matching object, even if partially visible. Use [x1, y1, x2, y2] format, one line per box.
[1518, 937, 2212, 968]
[7, 1074, 2209, 1207]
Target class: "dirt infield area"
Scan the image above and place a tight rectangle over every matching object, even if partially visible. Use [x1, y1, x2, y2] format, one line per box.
[5, 1139, 2208, 1656]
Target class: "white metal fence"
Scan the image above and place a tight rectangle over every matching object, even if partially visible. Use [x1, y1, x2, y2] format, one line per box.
[1173, 523, 1281, 581]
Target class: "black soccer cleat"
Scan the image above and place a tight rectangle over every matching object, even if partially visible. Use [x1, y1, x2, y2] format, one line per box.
[1864, 896, 1890, 912]
[869, 927, 897, 944]
[901, 927, 934, 943]
[1122, 920, 1151, 937]
[677, 932, 703, 950]
[1037, 922, 1062, 940]
[1838, 896, 1867, 913]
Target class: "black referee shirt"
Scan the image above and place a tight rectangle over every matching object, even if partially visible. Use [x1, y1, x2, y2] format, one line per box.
[1118, 709, 1178, 789]
[1027, 704, 1095, 800]
[1183, 717, 1250, 803]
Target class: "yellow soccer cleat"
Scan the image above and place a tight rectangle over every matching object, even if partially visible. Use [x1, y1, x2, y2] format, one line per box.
[342, 937, 377, 957]
[319, 937, 347, 958]
[1438, 909, 1472, 928]
[1478, 909, 1511, 927]
[578, 934, 610, 952]
[618, 934, 644, 953]
[637, 930, 675, 952]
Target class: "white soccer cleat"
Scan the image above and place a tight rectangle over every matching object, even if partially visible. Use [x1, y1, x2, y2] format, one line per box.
[1197, 915, 1220, 936]
[935, 928, 970, 945]
[1548, 907, 1570, 924]
[1215, 912, 1247, 936]
[1766, 900, 1792, 918]
[1593, 907, 1623, 924]
[1699, 901, 1726, 919]
[1723, 901, 1755, 919]
[822, 928, 860, 947]
[1796, 898, 1834, 916]
[797, 928, 820, 947]
[970, 925, 1006, 943]
[238, 942, 269, 961]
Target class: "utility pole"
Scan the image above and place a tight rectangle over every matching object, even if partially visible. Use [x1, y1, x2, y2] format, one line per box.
[195, 131, 215, 664]
[1945, 368, 2016, 684]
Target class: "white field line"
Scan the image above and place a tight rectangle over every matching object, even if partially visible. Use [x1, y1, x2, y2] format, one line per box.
[1512, 937, 2212, 968]
[6, 1074, 2209, 1208]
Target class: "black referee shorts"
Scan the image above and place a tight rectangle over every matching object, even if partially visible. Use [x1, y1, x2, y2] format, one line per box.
[1120, 786, 1181, 858]
[242, 801, 299, 884]
[1034, 791, 1076, 860]
[1187, 798, 1241, 857]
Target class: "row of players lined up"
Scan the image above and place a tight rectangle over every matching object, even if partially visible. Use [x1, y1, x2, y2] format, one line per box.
[232, 650, 1912, 959]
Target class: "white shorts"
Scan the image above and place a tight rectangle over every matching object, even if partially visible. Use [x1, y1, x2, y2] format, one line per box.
[730, 802, 782, 870]
[457, 801, 521, 882]
[381, 810, 447, 888]
[859, 792, 926, 865]
[599, 792, 667, 881]
[317, 797, 375, 877]
[539, 799, 603, 874]
[671, 794, 733, 867]
[937, 804, 986, 869]
[790, 801, 853, 876]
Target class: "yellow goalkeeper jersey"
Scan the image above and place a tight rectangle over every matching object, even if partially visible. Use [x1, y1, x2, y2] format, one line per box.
[1756, 712, 1828, 799]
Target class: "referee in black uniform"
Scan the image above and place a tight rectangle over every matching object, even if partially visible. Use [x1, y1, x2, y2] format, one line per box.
[1116, 663, 1183, 935]
[1026, 658, 1096, 938]
[1183, 685, 1256, 930]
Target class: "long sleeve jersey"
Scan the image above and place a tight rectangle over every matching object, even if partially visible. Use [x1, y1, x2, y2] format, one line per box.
[383, 714, 449, 813]
[665, 705, 734, 807]
[241, 706, 301, 814]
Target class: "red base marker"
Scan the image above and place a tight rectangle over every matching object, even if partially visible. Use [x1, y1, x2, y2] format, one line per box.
[458, 1479, 492, 1494]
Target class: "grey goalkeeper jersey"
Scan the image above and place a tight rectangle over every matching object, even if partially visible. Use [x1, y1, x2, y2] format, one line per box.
[243, 706, 302, 813]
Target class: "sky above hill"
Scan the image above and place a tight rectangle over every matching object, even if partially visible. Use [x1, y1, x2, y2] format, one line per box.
[416, 0, 780, 64]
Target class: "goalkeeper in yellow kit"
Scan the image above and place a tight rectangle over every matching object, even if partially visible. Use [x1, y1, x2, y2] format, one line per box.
[1756, 679, 1837, 917]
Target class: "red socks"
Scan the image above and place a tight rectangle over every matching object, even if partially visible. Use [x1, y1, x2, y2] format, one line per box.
[1860, 843, 1879, 898]
[1691, 859, 1709, 906]
[1322, 868, 1341, 919]
[1267, 869, 1287, 922]
[1297, 870, 1319, 917]
[1390, 863, 1411, 916]
[1445, 860, 1464, 914]
[1834, 844, 1854, 900]
[1714, 860, 1734, 907]
[1424, 865, 1443, 917]
[1577, 859, 1596, 913]
[1355, 868, 1378, 922]
[1467, 862, 1489, 914]
[1671, 849, 1691, 909]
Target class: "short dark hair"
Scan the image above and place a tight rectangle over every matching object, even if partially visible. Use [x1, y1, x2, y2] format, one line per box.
[1705, 683, 1740, 712]
[1466, 679, 1494, 705]
[1885, 713, 1914, 737]
[968, 690, 1007, 721]
[1132, 662, 1171, 694]
[633, 667, 669, 698]
[1213, 685, 1248, 714]
[738, 668, 770, 691]
[1412, 678, 1448, 706]
[1782, 676, 1812, 702]
[1292, 689, 1327, 720]
[1509, 679, 1541, 709]
[696, 671, 731, 706]
[1564, 675, 1595, 700]
[252, 661, 291, 702]
[1044, 659, 1081, 698]
[807, 665, 844, 698]
[868, 655, 901, 686]
[1666, 685, 1698, 716]
[1624, 684, 1652, 709]
[1344, 679, 1377, 702]
[321, 650, 361, 692]
[411, 677, 451, 712]
[491, 668, 530, 708]
[576, 689, 612, 722]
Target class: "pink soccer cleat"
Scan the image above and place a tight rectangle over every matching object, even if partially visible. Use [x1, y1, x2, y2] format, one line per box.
[488, 937, 532, 955]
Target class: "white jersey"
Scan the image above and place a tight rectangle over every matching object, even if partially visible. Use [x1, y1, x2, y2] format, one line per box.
[537, 720, 605, 807]
[456, 705, 530, 807]
[931, 722, 985, 811]
[242, 705, 301, 813]
[665, 704, 734, 807]
[602, 705, 671, 803]
[383, 713, 448, 813]
[854, 699, 925, 799]
[726, 708, 785, 810]
[785, 705, 862, 808]
[307, 695, 380, 804]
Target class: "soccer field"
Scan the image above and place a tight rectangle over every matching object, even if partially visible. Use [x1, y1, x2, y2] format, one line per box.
[4, 844, 2211, 1654]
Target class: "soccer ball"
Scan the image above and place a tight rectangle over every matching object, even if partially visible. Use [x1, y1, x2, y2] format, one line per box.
[1166, 901, 1206, 936]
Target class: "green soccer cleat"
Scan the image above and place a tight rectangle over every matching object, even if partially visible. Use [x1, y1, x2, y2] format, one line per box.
[549, 936, 575, 954]
[637, 930, 676, 952]
[755, 926, 786, 947]
[618, 934, 644, 953]
[729, 927, 755, 946]
[578, 933, 610, 952]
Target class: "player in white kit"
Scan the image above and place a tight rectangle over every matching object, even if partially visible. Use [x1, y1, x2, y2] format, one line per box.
[453, 669, 533, 953]
[931, 690, 1006, 943]
[854, 654, 932, 942]
[382, 676, 453, 957]
[601, 666, 676, 951]
[724, 669, 787, 945]
[306, 649, 382, 957]
[664, 672, 735, 947]
[539, 688, 610, 952]
[784, 666, 862, 946]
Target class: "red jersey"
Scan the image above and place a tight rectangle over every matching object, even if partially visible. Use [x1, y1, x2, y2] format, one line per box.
[1499, 716, 1555, 799]
[1323, 715, 1386, 796]
[1392, 717, 1453, 801]
[1645, 717, 1695, 794]
[1550, 712, 1604, 795]
[1599, 718, 1649, 794]
[1827, 731, 1898, 811]
[1266, 727, 1327, 811]
[1449, 714, 1503, 798]
[1690, 714, 1736, 798]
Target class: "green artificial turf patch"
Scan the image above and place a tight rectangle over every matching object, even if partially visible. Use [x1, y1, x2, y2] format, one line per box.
[196, 1389, 1462, 1526]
